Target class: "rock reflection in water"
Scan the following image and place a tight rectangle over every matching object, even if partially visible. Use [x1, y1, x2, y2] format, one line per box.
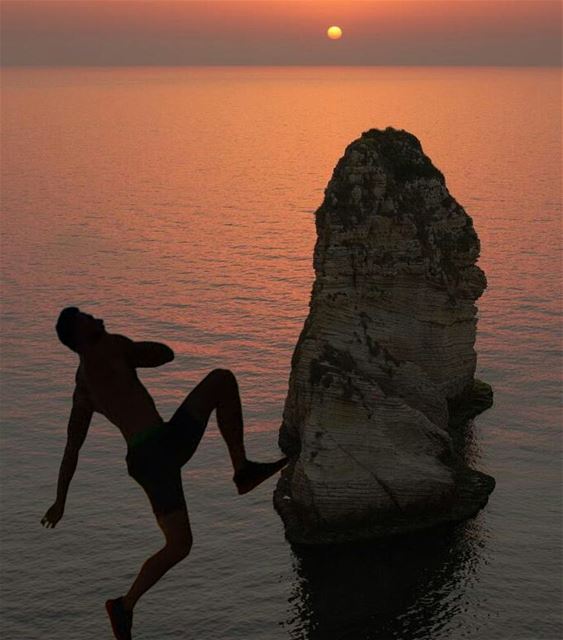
[285, 517, 485, 640]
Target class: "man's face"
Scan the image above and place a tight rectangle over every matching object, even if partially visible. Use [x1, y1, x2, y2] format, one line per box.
[74, 311, 105, 345]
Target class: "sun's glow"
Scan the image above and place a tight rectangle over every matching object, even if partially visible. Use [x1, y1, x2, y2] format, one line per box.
[327, 25, 343, 40]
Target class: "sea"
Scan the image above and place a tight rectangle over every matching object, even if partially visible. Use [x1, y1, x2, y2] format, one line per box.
[0, 66, 561, 640]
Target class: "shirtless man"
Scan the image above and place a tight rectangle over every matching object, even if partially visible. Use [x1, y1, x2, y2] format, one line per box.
[40, 307, 288, 640]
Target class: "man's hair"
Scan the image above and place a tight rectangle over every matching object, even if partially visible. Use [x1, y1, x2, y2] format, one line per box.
[56, 306, 81, 352]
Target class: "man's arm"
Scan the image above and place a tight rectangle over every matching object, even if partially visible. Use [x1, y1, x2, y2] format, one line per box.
[118, 334, 175, 368]
[56, 393, 94, 504]
[41, 384, 93, 528]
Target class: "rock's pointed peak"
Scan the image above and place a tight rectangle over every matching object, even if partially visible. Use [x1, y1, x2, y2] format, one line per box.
[358, 127, 444, 184]
[317, 127, 456, 235]
[314, 127, 483, 290]
[360, 126, 424, 151]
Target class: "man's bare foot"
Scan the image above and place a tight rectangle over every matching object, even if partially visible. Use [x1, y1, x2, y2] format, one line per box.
[105, 596, 133, 640]
[233, 457, 289, 495]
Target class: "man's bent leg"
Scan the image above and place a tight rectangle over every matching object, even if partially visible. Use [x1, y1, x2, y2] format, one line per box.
[122, 507, 192, 613]
[168, 368, 288, 491]
[169, 368, 247, 472]
[207, 370, 289, 488]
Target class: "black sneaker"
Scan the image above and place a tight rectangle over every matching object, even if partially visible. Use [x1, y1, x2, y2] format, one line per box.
[105, 597, 133, 640]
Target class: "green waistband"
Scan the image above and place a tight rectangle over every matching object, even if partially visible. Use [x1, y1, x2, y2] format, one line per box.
[128, 422, 165, 449]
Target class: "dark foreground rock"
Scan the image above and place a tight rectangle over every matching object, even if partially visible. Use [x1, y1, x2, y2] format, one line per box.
[274, 127, 495, 545]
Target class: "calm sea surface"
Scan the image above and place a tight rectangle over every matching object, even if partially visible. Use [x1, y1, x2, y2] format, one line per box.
[1, 67, 561, 640]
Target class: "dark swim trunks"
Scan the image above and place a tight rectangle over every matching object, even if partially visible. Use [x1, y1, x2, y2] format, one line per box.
[125, 406, 208, 517]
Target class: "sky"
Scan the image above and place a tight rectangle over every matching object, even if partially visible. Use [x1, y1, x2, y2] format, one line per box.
[1, 0, 561, 67]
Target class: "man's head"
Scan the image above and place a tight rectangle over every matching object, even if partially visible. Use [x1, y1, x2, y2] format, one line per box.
[55, 307, 105, 353]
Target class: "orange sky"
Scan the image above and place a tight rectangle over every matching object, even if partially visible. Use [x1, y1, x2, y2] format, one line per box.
[2, 1, 561, 66]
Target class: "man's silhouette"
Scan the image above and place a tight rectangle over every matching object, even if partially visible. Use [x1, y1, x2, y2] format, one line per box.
[41, 307, 288, 640]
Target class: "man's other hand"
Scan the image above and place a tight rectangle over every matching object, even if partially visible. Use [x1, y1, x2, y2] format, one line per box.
[41, 501, 65, 528]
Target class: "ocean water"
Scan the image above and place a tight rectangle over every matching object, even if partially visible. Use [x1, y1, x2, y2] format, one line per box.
[0, 66, 561, 640]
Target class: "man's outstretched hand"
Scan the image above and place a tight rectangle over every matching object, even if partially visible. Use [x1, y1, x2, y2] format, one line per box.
[41, 501, 65, 528]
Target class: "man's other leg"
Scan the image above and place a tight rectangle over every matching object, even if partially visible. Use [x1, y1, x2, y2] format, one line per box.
[122, 507, 192, 613]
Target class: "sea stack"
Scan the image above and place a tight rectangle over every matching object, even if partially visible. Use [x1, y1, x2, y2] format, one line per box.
[274, 127, 495, 544]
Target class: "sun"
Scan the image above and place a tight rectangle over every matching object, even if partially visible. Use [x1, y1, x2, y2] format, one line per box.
[327, 26, 343, 40]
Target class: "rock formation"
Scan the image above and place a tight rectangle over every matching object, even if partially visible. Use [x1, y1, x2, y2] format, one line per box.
[274, 127, 495, 544]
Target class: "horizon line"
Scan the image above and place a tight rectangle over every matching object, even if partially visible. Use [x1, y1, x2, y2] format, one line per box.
[2, 63, 561, 69]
